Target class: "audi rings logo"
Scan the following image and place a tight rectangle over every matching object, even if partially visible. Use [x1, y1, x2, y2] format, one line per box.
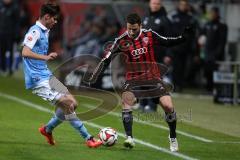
[131, 47, 148, 59]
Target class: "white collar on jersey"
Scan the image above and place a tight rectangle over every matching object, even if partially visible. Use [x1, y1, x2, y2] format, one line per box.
[36, 21, 49, 32]
[127, 29, 143, 40]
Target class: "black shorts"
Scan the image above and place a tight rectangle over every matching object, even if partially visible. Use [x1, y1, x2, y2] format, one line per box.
[122, 79, 172, 98]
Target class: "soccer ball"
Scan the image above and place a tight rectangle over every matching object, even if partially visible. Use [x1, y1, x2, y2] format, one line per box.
[99, 127, 118, 146]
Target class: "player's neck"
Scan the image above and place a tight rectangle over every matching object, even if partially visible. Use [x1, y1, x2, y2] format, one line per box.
[38, 19, 48, 29]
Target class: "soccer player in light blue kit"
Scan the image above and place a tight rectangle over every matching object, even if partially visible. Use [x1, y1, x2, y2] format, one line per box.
[21, 3, 102, 148]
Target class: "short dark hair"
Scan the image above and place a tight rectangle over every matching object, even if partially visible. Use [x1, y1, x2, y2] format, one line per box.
[126, 13, 141, 25]
[40, 3, 60, 18]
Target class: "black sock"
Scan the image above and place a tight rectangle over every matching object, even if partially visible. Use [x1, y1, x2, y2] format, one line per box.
[122, 109, 133, 137]
[165, 111, 177, 138]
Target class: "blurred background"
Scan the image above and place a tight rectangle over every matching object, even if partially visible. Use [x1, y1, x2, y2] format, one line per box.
[0, 0, 240, 106]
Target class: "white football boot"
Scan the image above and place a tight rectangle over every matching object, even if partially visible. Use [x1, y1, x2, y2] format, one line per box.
[123, 136, 135, 149]
[169, 136, 179, 152]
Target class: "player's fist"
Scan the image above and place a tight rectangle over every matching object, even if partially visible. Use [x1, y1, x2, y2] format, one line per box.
[46, 52, 58, 61]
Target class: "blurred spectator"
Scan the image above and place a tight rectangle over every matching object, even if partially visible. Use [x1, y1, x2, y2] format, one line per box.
[18, 1, 31, 43]
[0, 0, 19, 76]
[71, 18, 104, 57]
[185, 2, 208, 88]
[168, 0, 198, 92]
[139, 0, 171, 112]
[69, 7, 120, 57]
[200, 6, 228, 92]
[197, 2, 209, 30]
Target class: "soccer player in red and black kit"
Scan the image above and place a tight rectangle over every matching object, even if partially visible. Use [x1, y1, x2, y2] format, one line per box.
[90, 13, 192, 151]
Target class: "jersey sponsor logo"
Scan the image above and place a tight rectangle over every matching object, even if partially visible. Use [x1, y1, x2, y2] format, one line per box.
[131, 47, 147, 59]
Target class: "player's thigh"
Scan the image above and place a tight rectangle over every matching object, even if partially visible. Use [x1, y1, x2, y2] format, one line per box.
[49, 76, 77, 107]
[32, 81, 63, 104]
[159, 95, 174, 112]
[49, 76, 69, 94]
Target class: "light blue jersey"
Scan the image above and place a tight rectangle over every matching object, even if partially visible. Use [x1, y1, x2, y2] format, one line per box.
[22, 21, 52, 89]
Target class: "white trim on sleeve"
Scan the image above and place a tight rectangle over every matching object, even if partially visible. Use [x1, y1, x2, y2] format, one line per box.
[23, 29, 40, 49]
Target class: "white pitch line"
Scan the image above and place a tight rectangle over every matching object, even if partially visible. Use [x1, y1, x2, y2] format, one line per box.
[213, 141, 240, 144]
[172, 93, 212, 100]
[85, 122, 198, 160]
[0, 92, 54, 114]
[81, 103, 213, 143]
[0, 92, 198, 160]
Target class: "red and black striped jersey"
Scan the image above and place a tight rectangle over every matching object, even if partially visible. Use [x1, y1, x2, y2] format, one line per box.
[97, 28, 185, 81]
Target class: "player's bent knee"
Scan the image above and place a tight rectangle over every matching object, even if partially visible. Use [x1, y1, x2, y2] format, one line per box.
[56, 96, 76, 113]
[72, 101, 78, 110]
[122, 91, 136, 107]
[66, 95, 78, 108]
[162, 105, 174, 113]
[159, 96, 174, 113]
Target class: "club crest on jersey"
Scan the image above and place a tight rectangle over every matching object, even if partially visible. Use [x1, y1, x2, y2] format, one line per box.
[131, 47, 147, 59]
[143, 37, 149, 45]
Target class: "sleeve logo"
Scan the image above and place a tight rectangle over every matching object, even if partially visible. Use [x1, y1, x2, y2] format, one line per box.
[27, 36, 33, 41]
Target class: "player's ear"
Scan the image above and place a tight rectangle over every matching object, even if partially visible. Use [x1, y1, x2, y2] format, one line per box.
[44, 14, 51, 20]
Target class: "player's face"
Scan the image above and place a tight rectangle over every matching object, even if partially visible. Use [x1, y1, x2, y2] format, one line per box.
[178, 1, 189, 12]
[209, 10, 218, 21]
[127, 23, 141, 39]
[45, 14, 58, 29]
[150, 0, 162, 12]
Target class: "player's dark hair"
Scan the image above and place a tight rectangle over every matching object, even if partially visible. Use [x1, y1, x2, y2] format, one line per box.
[126, 13, 141, 25]
[40, 3, 60, 18]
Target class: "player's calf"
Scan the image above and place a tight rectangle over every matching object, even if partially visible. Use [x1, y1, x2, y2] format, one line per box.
[121, 91, 135, 148]
[165, 110, 178, 151]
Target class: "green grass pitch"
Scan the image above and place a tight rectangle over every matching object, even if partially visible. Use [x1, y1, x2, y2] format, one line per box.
[0, 76, 240, 160]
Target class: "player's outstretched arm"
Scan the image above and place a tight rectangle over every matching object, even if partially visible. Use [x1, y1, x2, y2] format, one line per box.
[152, 26, 194, 47]
[89, 56, 111, 84]
[89, 38, 119, 84]
[22, 46, 58, 61]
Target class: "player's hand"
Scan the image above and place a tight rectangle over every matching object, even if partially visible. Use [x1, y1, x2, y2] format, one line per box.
[46, 52, 58, 61]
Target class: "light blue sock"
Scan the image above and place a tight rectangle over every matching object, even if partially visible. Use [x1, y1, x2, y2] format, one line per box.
[69, 119, 91, 140]
[45, 115, 63, 133]
[45, 108, 64, 133]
